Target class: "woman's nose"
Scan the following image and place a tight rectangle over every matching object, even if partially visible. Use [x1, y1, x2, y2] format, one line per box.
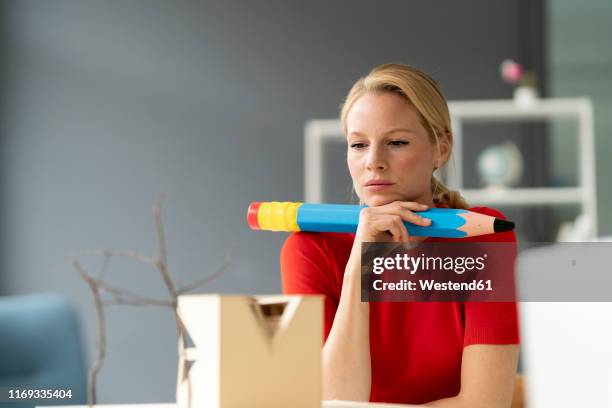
[366, 146, 387, 170]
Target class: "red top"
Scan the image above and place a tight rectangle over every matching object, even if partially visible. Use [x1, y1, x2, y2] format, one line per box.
[280, 206, 519, 404]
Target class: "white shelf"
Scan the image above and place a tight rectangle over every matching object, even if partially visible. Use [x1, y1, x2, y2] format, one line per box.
[462, 187, 583, 207]
[448, 97, 592, 120]
[447, 97, 597, 237]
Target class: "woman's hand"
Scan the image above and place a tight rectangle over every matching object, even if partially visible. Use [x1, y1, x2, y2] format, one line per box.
[354, 201, 431, 244]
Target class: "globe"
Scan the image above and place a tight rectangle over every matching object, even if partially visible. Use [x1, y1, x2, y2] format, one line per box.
[476, 142, 524, 187]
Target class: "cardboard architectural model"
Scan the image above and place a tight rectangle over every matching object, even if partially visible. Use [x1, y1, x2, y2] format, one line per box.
[176, 294, 323, 408]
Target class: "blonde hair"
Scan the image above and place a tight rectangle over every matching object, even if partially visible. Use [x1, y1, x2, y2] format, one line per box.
[340, 63, 469, 210]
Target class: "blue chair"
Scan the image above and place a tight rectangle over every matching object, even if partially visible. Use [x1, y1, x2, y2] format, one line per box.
[0, 293, 87, 407]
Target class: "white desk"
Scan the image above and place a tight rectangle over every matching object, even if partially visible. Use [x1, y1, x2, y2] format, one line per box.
[325, 402, 421, 407]
[43, 401, 422, 407]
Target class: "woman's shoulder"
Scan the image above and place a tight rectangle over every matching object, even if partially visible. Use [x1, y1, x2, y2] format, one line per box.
[436, 203, 508, 220]
[466, 205, 510, 221]
[280, 232, 355, 279]
[281, 231, 355, 255]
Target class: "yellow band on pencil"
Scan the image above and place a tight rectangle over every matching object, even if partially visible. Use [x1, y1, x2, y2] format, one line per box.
[257, 201, 302, 232]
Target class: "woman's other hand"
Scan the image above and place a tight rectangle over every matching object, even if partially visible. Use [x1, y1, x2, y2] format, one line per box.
[354, 201, 431, 244]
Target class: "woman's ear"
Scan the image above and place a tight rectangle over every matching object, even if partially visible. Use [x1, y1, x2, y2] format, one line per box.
[435, 130, 452, 168]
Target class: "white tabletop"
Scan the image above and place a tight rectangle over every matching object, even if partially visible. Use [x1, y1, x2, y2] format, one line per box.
[42, 401, 421, 408]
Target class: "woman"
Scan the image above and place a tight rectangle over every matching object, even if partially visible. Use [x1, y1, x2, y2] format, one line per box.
[280, 63, 519, 407]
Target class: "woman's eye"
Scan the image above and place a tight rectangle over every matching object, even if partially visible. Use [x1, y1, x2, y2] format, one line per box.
[389, 140, 409, 146]
[350, 143, 367, 149]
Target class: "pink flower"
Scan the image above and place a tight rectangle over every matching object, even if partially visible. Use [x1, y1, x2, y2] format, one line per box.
[500, 59, 523, 84]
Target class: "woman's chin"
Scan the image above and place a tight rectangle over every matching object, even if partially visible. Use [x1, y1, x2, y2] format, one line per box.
[365, 193, 422, 207]
[365, 195, 396, 207]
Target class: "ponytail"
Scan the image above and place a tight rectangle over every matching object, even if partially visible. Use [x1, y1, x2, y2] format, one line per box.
[431, 176, 470, 209]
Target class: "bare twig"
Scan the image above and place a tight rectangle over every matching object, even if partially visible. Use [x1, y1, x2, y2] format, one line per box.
[75, 249, 158, 270]
[102, 299, 174, 307]
[97, 251, 112, 281]
[72, 196, 230, 408]
[153, 194, 178, 298]
[71, 257, 105, 406]
[97, 281, 147, 300]
[97, 281, 169, 305]
[179, 255, 231, 294]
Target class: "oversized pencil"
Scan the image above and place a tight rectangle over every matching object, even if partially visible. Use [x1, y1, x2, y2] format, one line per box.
[247, 202, 514, 238]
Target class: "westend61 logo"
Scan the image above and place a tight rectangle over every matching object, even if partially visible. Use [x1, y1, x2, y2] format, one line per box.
[361, 242, 517, 302]
[371, 252, 488, 275]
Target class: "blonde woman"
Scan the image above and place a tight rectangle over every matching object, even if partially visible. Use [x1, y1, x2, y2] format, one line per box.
[281, 64, 519, 407]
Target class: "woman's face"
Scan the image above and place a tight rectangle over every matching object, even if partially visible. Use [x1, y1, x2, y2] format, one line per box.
[346, 91, 443, 207]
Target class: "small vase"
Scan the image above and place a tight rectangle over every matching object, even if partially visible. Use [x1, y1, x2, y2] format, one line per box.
[513, 86, 538, 107]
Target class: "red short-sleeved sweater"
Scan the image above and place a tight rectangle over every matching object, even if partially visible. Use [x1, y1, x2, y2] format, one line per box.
[279, 205, 519, 404]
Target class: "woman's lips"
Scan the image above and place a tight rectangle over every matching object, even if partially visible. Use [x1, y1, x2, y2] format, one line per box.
[365, 183, 394, 192]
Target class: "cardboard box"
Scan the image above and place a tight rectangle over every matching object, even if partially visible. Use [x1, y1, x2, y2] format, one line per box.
[176, 294, 323, 408]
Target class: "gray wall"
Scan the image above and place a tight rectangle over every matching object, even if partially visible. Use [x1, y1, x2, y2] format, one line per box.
[1, 0, 536, 403]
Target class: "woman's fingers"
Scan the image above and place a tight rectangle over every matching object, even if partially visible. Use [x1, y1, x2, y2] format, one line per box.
[403, 211, 431, 227]
[385, 216, 410, 243]
[372, 201, 431, 228]
[398, 201, 429, 212]
[357, 201, 432, 243]
[372, 216, 405, 242]
[393, 215, 411, 242]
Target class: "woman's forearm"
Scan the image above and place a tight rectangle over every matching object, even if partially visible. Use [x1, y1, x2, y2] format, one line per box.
[322, 249, 371, 401]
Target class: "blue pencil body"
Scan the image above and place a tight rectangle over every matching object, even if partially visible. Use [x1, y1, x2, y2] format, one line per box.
[297, 203, 469, 238]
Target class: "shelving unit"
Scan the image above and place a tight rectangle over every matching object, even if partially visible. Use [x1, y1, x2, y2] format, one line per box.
[304, 97, 597, 237]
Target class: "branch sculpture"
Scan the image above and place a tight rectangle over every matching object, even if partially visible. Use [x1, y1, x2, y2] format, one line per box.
[71, 194, 230, 407]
